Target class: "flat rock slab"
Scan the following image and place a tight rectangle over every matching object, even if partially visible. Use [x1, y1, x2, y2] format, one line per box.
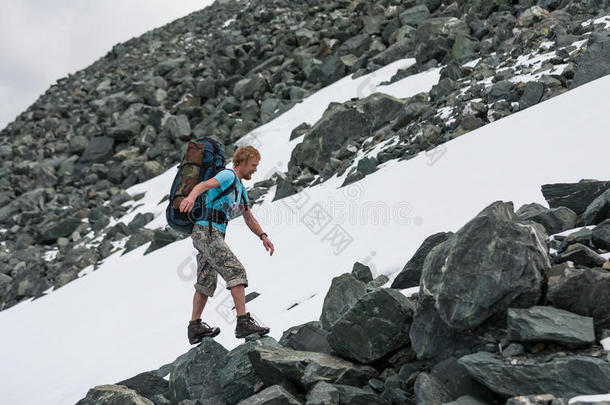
[459, 351, 610, 399]
[507, 306, 595, 347]
[248, 344, 377, 391]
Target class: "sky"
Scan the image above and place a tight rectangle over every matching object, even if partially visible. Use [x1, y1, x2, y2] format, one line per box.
[0, 0, 214, 131]
[0, 51, 609, 403]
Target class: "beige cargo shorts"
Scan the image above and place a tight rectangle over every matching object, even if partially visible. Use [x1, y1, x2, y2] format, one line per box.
[191, 223, 248, 297]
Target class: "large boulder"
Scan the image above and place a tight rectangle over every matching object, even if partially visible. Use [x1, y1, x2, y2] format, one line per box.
[459, 351, 610, 399]
[391, 232, 452, 289]
[506, 306, 595, 347]
[305, 55, 346, 86]
[319, 273, 367, 331]
[247, 344, 377, 391]
[516, 203, 577, 235]
[541, 180, 610, 215]
[410, 201, 550, 359]
[289, 105, 372, 174]
[336, 34, 372, 58]
[116, 371, 169, 404]
[219, 337, 281, 405]
[413, 17, 471, 64]
[370, 39, 414, 67]
[579, 188, 610, 226]
[571, 32, 610, 89]
[77, 136, 115, 166]
[553, 243, 607, 268]
[409, 293, 479, 362]
[518, 81, 544, 111]
[75, 385, 154, 405]
[592, 219, 610, 250]
[351, 262, 373, 283]
[307, 382, 390, 405]
[547, 267, 610, 329]
[37, 217, 83, 244]
[327, 288, 415, 364]
[279, 321, 332, 354]
[168, 338, 228, 404]
[357, 93, 406, 131]
[451, 33, 480, 62]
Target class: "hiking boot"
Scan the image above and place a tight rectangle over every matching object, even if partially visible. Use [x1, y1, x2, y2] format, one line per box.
[235, 312, 270, 339]
[188, 319, 220, 344]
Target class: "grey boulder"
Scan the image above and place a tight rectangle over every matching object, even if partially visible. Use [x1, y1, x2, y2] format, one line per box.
[547, 267, 610, 329]
[507, 306, 595, 347]
[279, 321, 332, 354]
[319, 273, 367, 331]
[168, 338, 228, 404]
[75, 384, 154, 405]
[327, 288, 414, 364]
[459, 351, 610, 399]
[391, 232, 452, 289]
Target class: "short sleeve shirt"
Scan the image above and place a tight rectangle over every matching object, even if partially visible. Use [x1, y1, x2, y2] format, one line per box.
[196, 169, 249, 234]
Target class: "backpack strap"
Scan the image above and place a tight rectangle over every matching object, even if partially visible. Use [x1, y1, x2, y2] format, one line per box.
[210, 169, 238, 204]
[207, 169, 249, 236]
[208, 137, 219, 174]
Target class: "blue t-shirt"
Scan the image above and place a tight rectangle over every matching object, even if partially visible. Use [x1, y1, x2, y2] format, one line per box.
[196, 169, 249, 234]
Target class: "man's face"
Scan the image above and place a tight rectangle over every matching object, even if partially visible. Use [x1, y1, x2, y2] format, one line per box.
[239, 157, 259, 180]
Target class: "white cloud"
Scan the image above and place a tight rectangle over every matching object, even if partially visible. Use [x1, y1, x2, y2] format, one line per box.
[0, 0, 214, 130]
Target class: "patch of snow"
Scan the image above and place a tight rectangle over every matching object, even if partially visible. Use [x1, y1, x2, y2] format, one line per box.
[400, 287, 420, 298]
[569, 393, 610, 404]
[549, 226, 596, 240]
[110, 236, 130, 251]
[43, 249, 59, 262]
[42, 286, 55, 295]
[437, 106, 454, 120]
[462, 58, 481, 68]
[222, 18, 236, 28]
[581, 14, 610, 29]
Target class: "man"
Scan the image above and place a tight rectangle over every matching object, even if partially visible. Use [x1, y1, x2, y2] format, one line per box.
[179, 145, 274, 344]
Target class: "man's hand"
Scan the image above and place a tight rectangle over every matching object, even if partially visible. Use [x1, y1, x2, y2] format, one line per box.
[179, 196, 196, 213]
[262, 236, 274, 256]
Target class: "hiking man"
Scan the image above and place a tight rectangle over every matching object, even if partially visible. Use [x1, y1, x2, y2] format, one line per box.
[178, 145, 274, 344]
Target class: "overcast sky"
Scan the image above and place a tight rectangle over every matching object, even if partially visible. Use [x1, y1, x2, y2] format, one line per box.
[0, 0, 215, 131]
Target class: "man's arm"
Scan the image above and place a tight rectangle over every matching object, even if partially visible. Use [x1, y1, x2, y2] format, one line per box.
[178, 178, 220, 213]
[189, 178, 220, 200]
[241, 205, 264, 236]
[241, 205, 274, 256]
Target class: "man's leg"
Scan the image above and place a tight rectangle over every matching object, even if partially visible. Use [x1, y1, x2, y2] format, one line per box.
[190, 290, 208, 322]
[230, 284, 246, 316]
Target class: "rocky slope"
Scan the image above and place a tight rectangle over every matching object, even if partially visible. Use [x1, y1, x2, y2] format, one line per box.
[75, 179, 610, 404]
[0, 0, 608, 321]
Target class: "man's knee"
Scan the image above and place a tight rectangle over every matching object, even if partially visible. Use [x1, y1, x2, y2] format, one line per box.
[194, 283, 215, 297]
